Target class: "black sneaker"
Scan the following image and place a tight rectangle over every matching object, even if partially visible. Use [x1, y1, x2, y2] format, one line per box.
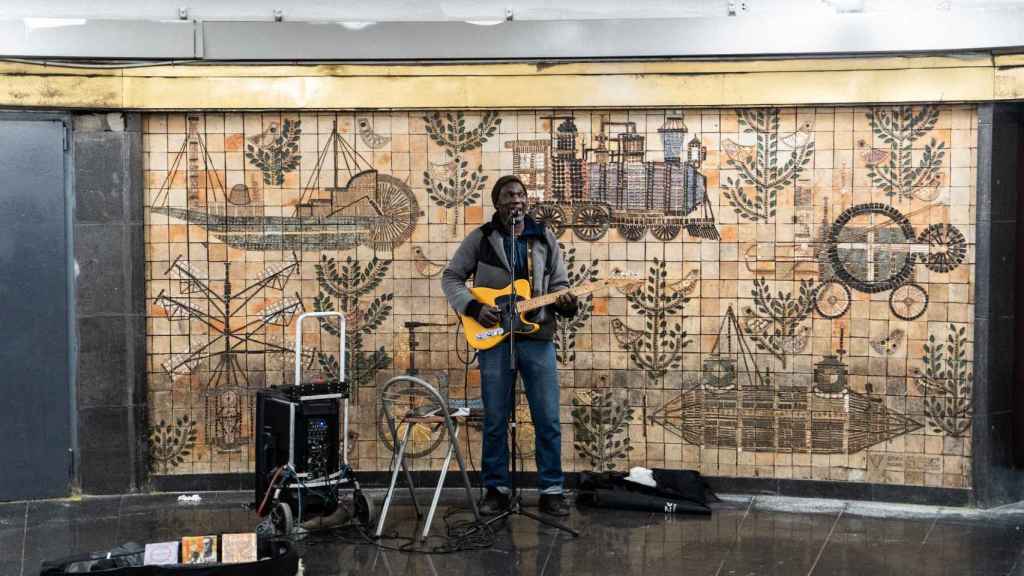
[538, 493, 570, 517]
[478, 488, 511, 516]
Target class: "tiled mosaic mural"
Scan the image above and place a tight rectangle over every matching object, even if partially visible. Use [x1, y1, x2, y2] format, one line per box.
[144, 106, 976, 488]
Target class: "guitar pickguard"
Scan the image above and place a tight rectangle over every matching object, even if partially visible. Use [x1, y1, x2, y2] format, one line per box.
[494, 294, 540, 337]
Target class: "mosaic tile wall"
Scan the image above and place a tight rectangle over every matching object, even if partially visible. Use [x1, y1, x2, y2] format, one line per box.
[144, 106, 977, 488]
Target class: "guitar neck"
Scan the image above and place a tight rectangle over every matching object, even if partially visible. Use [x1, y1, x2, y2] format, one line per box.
[517, 280, 611, 312]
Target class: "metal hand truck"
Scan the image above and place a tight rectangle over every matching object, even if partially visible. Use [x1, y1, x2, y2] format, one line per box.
[256, 312, 375, 537]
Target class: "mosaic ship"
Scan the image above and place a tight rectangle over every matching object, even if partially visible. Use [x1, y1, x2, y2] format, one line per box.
[151, 116, 419, 252]
[650, 310, 922, 454]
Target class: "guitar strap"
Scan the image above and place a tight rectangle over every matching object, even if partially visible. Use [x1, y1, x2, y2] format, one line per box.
[527, 239, 535, 297]
[524, 237, 540, 317]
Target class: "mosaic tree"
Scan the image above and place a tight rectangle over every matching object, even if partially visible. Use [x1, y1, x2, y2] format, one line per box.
[615, 258, 692, 382]
[555, 243, 600, 365]
[721, 108, 814, 222]
[742, 277, 817, 367]
[422, 111, 501, 234]
[865, 106, 946, 201]
[148, 414, 197, 474]
[245, 119, 301, 186]
[916, 323, 973, 437]
[572, 389, 634, 471]
[313, 255, 394, 397]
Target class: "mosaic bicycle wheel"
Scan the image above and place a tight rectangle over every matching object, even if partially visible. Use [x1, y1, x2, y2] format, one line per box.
[814, 281, 852, 319]
[889, 282, 929, 321]
[918, 223, 967, 273]
[827, 203, 917, 294]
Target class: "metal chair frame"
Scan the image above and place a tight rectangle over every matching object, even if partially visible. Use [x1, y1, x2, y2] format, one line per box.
[375, 375, 481, 541]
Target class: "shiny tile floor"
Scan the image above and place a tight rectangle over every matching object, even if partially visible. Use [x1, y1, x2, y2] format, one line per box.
[3, 491, 1024, 576]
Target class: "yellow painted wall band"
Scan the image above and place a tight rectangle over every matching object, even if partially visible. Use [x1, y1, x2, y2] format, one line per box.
[0, 56, 1008, 109]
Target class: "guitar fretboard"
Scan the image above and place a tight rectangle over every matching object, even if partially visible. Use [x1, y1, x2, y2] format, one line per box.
[516, 280, 616, 312]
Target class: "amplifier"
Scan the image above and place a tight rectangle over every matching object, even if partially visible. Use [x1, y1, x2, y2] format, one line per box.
[254, 386, 342, 503]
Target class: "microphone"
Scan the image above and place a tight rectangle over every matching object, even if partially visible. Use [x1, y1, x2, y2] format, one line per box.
[509, 208, 524, 225]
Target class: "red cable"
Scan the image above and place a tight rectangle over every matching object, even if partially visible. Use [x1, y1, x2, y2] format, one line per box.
[256, 466, 284, 517]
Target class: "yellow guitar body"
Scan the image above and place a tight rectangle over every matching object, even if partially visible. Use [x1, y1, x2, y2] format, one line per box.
[461, 279, 539, 351]
[458, 273, 639, 351]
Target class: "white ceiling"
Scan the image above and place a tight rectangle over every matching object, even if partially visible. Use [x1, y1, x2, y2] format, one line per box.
[2, 0, 1023, 22]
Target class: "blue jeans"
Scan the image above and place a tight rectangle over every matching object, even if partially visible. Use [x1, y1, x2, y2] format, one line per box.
[477, 338, 563, 495]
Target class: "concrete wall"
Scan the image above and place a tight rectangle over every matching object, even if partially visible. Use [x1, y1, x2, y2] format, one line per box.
[972, 103, 1024, 507]
[73, 113, 147, 494]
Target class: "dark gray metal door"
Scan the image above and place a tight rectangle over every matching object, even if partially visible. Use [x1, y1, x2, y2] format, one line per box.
[0, 119, 72, 500]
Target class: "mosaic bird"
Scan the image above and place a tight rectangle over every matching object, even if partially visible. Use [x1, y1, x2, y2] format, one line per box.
[612, 268, 643, 296]
[741, 312, 772, 336]
[780, 325, 811, 354]
[860, 147, 891, 165]
[722, 139, 755, 165]
[666, 270, 700, 296]
[311, 309, 364, 333]
[780, 122, 813, 148]
[611, 318, 645, 349]
[870, 329, 905, 356]
[356, 116, 391, 149]
[429, 160, 455, 181]
[412, 246, 446, 278]
[912, 172, 944, 202]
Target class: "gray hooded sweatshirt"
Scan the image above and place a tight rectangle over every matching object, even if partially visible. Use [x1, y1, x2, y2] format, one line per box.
[441, 215, 575, 340]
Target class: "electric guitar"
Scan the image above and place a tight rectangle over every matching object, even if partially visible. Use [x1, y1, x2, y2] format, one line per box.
[460, 273, 641, 351]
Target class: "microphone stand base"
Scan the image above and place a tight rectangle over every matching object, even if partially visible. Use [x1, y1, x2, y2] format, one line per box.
[482, 494, 580, 537]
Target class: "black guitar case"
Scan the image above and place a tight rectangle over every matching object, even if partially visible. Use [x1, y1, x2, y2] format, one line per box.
[576, 469, 718, 515]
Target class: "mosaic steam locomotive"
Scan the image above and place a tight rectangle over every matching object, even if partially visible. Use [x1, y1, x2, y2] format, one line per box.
[509, 117, 718, 242]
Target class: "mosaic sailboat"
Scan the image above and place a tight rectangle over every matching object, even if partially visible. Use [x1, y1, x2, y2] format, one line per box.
[151, 116, 420, 252]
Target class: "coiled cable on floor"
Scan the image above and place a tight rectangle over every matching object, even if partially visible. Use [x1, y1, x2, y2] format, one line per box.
[292, 509, 496, 555]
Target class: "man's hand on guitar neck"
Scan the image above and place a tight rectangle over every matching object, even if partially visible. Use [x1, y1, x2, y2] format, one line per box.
[554, 292, 578, 317]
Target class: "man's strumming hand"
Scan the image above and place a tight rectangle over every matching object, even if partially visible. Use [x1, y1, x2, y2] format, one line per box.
[476, 305, 500, 328]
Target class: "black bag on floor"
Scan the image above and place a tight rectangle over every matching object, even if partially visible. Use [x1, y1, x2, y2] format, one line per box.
[39, 539, 298, 576]
[576, 469, 717, 515]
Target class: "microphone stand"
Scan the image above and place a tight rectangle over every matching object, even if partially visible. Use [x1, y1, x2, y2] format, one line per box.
[482, 209, 578, 537]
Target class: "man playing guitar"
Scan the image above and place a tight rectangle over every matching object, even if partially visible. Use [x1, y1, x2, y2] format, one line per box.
[442, 175, 577, 517]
